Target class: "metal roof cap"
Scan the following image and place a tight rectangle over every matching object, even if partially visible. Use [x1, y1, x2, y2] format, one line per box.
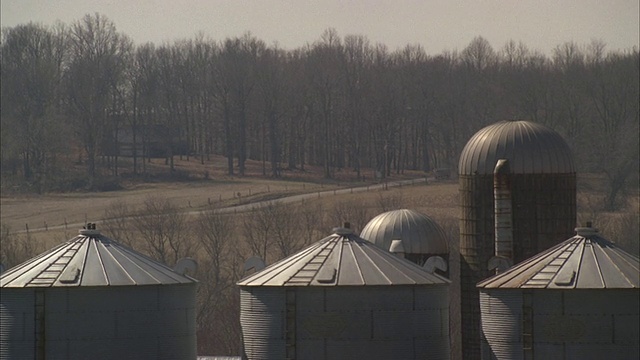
[237, 230, 450, 287]
[0, 228, 197, 288]
[477, 226, 639, 290]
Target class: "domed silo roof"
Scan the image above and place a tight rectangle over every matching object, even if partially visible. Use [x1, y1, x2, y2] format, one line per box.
[360, 209, 449, 257]
[458, 120, 575, 175]
[477, 226, 639, 360]
[1, 227, 197, 360]
[238, 227, 451, 360]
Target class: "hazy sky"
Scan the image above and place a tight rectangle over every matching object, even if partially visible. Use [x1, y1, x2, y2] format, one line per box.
[2, 0, 638, 55]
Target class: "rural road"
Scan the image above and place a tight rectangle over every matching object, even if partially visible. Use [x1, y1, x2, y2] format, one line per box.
[20, 178, 428, 234]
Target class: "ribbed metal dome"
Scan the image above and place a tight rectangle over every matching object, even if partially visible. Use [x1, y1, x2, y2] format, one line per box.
[360, 209, 449, 255]
[458, 120, 575, 175]
[0, 229, 196, 288]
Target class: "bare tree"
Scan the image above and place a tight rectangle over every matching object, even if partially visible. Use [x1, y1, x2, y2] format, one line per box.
[196, 208, 234, 284]
[0, 224, 41, 269]
[242, 202, 276, 263]
[585, 50, 640, 210]
[270, 203, 303, 258]
[1, 23, 69, 192]
[330, 198, 372, 233]
[101, 200, 136, 248]
[66, 13, 130, 188]
[132, 196, 192, 265]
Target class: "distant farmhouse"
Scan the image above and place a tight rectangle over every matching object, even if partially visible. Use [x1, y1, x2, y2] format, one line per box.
[102, 125, 189, 158]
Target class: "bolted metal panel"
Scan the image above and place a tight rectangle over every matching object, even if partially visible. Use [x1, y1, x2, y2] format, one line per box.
[458, 120, 575, 175]
[325, 339, 415, 360]
[42, 284, 196, 360]
[240, 287, 286, 360]
[360, 209, 450, 257]
[0, 289, 35, 360]
[324, 286, 414, 311]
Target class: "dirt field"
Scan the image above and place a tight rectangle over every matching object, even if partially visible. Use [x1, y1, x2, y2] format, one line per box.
[0, 155, 432, 231]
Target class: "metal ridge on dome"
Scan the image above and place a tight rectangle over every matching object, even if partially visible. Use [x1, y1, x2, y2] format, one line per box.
[360, 209, 449, 255]
[477, 228, 639, 289]
[0, 233, 196, 287]
[237, 231, 450, 287]
[459, 120, 575, 175]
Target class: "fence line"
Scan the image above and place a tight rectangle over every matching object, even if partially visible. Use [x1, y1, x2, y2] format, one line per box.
[15, 178, 428, 234]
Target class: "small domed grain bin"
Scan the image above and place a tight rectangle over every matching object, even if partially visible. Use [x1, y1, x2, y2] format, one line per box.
[238, 226, 451, 360]
[0, 226, 198, 360]
[478, 225, 639, 360]
[360, 209, 449, 272]
[458, 120, 576, 358]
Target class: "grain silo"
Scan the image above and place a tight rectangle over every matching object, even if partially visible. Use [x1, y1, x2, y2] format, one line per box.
[0, 225, 198, 360]
[360, 209, 450, 272]
[458, 120, 576, 359]
[478, 225, 640, 360]
[238, 225, 451, 360]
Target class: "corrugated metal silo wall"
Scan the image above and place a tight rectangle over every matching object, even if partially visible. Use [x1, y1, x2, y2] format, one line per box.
[480, 289, 640, 360]
[459, 173, 576, 359]
[43, 284, 197, 360]
[0, 288, 36, 360]
[240, 287, 287, 360]
[479, 290, 523, 360]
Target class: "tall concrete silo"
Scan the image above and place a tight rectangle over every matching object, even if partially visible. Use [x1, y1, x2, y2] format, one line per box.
[478, 225, 639, 359]
[458, 120, 576, 359]
[360, 209, 449, 271]
[0, 225, 198, 360]
[238, 226, 451, 360]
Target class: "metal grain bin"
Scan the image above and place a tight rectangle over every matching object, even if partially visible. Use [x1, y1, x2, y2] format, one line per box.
[0, 227, 198, 360]
[458, 120, 576, 359]
[238, 226, 451, 360]
[478, 226, 640, 360]
[360, 209, 450, 270]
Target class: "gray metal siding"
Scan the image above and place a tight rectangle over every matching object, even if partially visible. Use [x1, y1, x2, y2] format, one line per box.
[0, 289, 35, 360]
[481, 289, 640, 360]
[300, 286, 449, 359]
[43, 284, 196, 360]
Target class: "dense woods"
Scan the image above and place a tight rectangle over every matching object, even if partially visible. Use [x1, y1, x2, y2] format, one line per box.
[2, 14, 638, 210]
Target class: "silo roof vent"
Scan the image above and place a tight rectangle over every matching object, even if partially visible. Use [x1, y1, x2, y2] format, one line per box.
[237, 230, 449, 287]
[478, 226, 639, 290]
[0, 227, 197, 288]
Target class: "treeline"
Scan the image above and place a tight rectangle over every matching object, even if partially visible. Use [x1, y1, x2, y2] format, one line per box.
[1, 13, 638, 208]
